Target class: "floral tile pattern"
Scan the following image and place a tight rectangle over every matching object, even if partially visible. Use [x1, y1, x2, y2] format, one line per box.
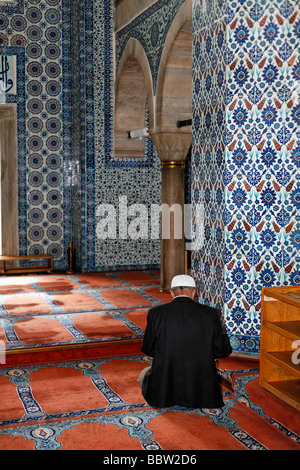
[192, 0, 299, 353]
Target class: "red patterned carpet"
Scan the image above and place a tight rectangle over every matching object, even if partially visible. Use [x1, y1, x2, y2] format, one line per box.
[0, 271, 299, 451]
[0, 355, 299, 451]
[0, 270, 166, 366]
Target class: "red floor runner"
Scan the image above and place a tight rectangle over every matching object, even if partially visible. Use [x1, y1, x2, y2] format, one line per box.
[0, 356, 299, 450]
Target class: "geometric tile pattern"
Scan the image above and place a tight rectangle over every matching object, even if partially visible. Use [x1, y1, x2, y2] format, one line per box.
[0, 0, 72, 269]
[192, 0, 299, 354]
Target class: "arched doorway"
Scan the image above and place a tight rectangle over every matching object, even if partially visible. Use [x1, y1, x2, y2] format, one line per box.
[114, 38, 154, 159]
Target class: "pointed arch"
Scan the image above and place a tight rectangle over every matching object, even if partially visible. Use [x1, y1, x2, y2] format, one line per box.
[115, 38, 154, 158]
[154, 0, 192, 134]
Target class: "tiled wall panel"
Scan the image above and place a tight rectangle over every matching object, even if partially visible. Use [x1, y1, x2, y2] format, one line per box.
[86, 0, 161, 272]
[192, 0, 299, 354]
[0, 0, 161, 272]
[0, 0, 71, 269]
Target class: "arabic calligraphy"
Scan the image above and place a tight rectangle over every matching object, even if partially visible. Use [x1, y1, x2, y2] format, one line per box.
[0, 55, 15, 94]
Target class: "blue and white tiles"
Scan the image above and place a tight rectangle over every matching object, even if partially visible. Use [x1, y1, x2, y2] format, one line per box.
[0, 0, 72, 269]
[192, 0, 299, 353]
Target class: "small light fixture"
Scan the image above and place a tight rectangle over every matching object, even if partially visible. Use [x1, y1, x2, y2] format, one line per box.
[127, 128, 149, 139]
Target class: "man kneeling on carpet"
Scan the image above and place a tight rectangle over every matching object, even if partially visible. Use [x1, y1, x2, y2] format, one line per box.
[138, 274, 232, 409]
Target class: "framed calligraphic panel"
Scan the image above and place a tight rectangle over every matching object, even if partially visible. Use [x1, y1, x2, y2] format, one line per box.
[0, 55, 16, 95]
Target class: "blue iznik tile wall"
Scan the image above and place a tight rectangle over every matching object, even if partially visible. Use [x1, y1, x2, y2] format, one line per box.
[0, 0, 72, 269]
[192, 0, 299, 354]
[0, 0, 162, 272]
[89, 0, 161, 272]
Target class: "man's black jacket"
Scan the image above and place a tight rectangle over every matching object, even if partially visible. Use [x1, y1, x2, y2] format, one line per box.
[141, 296, 232, 408]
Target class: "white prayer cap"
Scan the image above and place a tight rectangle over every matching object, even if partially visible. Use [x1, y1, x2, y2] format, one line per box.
[171, 274, 196, 289]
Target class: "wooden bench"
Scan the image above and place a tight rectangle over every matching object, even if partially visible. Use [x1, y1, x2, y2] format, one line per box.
[0, 254, 53, 274]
